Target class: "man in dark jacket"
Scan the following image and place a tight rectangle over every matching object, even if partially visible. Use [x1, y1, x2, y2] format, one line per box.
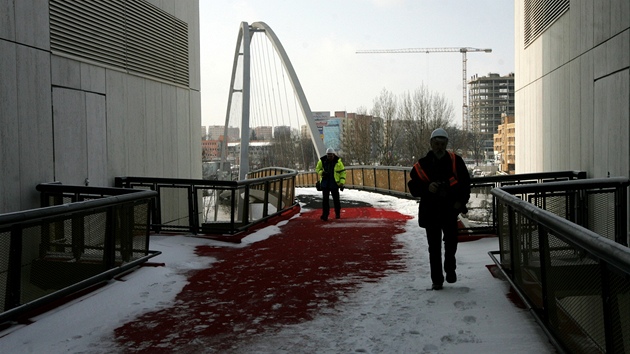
[408, 128, 471, 290]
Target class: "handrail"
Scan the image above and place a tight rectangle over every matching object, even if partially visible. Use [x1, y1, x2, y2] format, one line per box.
[491, 177, 630, 353]
[492, 186, 630, 273]
[0, 183, 159, 324]
[498, 176, 628, 193]
[115, 168, 299, 237]
[1, 186, 157, 226]
[297, 168, 588, 235]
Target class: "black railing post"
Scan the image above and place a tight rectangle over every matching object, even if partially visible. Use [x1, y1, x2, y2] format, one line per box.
[154, 184, 163, 233]
[143, 200, 151, 255]
[615, 185, 628, 246]
[507, 205, 517, 278]
[242, 186, 250, 224]
[538, 226, 556, 328]
[104, 207, 116, 269]
[600, 262, 615, 353]
[262, 181, 270, 218]
[119, 203, 133, 263]
[277, 178, 284, 212]
[6, 226, 23, 311]
[189, 186, 198, 235]
[71, 214, 85, 260]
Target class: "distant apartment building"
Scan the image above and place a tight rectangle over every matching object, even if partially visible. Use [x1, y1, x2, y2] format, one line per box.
[252, 126, 273, 141]
[204, 125, 240, 141]
[493, 114, 515, 174]
[304, 111, 332, 140]
[201, 139, 222, 161]
[469, 73, 515, 160]
[323, 118, 342, 152]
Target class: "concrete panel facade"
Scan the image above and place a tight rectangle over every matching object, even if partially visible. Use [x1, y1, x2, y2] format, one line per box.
[515, 0, 629, 239]
[52, 88, 88, 185]
[0, 0, 201, 213]
[0, 41, 19, 212]
[515, 1, 629, 181]
[17, 45, 54, 210]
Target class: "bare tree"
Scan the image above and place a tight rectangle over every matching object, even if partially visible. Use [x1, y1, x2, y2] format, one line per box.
[395, 86, 456, 165]
[342, 106, 376, 165]
[465, 119, 485, 164]
[297, 131, 317, 170]
[268, 128, 298, 168]
[371, 88, 401, 166]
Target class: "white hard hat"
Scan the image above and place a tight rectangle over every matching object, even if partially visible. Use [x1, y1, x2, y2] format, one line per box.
[430, 128, 449, 140]
[326, 148, 336, 154]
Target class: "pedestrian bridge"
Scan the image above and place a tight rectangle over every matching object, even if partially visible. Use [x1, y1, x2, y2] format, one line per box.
[1, 168, 629, 353]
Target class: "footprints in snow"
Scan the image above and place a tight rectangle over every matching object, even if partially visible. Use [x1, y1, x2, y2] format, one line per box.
[422, 286, 480, 350]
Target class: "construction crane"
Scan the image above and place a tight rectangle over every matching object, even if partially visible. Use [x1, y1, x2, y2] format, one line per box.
[356, 47, 492, 130]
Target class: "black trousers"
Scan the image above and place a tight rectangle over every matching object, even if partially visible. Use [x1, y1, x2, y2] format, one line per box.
[425, 212, 459, 285]
[321, 187, 340, 218]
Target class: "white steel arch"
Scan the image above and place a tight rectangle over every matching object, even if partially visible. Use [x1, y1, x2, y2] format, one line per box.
[222, 21, 325, 180]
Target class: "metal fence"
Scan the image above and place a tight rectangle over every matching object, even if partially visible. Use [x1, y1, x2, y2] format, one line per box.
[297, 167, 587, 235]
[115, 167, 298, 237]
[0, 183, 159, 324]
[491, 177, 630, 354]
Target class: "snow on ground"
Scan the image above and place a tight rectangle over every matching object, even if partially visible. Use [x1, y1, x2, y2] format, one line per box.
[0, 188, 556, 353]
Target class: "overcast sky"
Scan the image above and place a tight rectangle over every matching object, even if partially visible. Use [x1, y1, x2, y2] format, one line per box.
[199, 0, 515, 128]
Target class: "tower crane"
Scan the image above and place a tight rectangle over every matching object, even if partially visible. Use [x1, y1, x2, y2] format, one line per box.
[356, 47, 492, 130]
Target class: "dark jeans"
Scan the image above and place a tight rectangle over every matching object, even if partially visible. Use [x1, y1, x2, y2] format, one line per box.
[321, 187, 340, 218]
[425, 213, 458, 285]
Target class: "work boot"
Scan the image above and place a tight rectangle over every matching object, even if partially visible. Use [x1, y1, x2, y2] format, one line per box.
[431, 283, 443, 290]
[446, 271, 457, 284]
[320, 215, 328, 221]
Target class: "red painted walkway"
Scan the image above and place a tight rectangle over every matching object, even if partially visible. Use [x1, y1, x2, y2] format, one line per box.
[115, 207, 412, 353]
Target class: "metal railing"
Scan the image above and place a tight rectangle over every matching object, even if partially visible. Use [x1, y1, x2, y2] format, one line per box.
[297, 167, 587, 235]
[0, 183, 159, 324]
[491, 177, 630, 354]
[115, 167, 298, 237]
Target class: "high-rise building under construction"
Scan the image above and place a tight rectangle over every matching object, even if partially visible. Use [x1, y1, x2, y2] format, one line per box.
[468, 73, 515, 159]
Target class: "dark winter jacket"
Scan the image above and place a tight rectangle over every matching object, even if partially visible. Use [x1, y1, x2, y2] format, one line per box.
[408, 150, 471, 228]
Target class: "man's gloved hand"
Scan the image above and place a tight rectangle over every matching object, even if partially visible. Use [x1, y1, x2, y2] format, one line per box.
[339, 183, 344, 191]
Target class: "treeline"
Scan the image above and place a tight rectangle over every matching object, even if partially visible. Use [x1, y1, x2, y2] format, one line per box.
[257, 85, 486, 171]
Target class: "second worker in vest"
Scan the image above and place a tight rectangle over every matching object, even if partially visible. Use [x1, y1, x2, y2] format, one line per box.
[315, 148, 347, 221]
[408, 128, 471, 290]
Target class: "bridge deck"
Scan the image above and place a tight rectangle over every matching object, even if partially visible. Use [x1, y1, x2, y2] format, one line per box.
[0, 193, 554, 353]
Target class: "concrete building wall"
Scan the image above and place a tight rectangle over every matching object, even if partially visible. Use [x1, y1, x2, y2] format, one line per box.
[0, 0, 201, 213]
[515, 1, 629, 180]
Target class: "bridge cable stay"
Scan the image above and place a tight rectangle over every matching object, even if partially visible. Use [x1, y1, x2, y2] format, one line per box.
[251, 31, 292, 170]
[220, 21, 325, 180]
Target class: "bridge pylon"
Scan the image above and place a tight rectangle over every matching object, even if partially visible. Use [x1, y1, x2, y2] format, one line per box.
[221, 21, 326, 180]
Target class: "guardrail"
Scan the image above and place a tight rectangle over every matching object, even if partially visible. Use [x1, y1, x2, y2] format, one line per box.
[490, 177, 630, 354]
[0, 183, 159, 324]
[115, 167, 298, 237]
[297, 168, 587, 235]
